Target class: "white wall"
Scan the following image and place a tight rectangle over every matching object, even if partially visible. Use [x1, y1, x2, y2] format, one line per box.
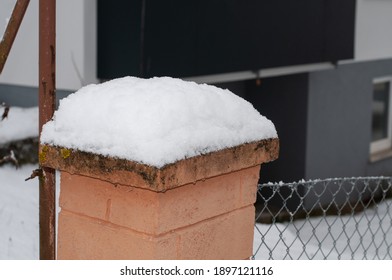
[0, 0, 16, 40]
[355, 0, 392, 61]
[0, 0, 98, 91]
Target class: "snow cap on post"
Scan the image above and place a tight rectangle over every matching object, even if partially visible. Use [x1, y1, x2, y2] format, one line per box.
[40, 76, 277, 168]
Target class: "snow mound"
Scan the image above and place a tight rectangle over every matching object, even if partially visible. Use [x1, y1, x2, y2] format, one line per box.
[41, 76, 277, 167]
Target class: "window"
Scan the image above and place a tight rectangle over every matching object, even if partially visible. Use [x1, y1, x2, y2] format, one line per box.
[370, 77, 392, 155]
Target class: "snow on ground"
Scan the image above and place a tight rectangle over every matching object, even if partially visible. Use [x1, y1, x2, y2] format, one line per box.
[0, 164, 60, 260]
[1, 164, 391, 259]
[41, 76, 277, 167]
[254, 200, 392, 260]
[0, 107, 38, 144]
[0, 164, 39, 259]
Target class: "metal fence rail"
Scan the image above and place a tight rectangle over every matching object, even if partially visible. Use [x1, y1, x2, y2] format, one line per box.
[253, 177, 392, 260]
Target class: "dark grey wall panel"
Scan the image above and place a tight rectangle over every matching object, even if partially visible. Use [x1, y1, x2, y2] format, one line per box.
[98, 0, 356, 79]
[244, 74, 309, 183]
[97, 0, 142, 79]
[324, 0, 356, 63]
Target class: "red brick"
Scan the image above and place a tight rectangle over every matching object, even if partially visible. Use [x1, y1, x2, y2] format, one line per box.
[57, 210, 177, 260]
[176, 206, 255, 260]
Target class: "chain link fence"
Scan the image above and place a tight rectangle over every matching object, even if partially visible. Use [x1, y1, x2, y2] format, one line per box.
[253, 176, 392, 260]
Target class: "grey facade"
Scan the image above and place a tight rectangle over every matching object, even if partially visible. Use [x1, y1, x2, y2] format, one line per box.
[307, 59, 392, 179]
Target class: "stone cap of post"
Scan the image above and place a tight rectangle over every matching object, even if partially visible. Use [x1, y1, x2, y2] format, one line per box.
[39, 76, 279, 192]
[39, 138, 278, 192]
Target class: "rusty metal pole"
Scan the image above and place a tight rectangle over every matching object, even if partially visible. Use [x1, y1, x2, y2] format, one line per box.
[0, 0, 30, 74]
[39, 0, 56, 260]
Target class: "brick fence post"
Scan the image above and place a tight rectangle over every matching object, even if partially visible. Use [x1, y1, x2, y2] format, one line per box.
[40, 138, 278, 259]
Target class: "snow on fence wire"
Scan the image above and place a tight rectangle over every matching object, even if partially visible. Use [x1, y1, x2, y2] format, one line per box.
[253, 176, 392, 260]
